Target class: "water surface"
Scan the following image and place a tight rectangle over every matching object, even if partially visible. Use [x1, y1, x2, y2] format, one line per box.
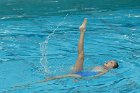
[0, 0, 140, 93]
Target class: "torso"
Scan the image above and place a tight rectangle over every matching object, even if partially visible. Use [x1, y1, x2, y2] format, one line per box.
[75, 66, 108, 77]
[92, 66, 108, 73]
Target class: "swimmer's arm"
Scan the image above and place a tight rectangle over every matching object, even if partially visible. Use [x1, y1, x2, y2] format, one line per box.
[12, 73, 104, 90]
[40, 74, 81, 83]
[93, 72, 107, 78]
[45, 75, 71, 81]
[12, 74, 81, 89]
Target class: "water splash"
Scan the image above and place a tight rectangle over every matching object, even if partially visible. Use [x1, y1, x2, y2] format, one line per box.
[40, 14, 69, 73]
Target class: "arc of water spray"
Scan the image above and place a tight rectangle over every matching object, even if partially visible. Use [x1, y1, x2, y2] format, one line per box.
[40, 14, 69, 73]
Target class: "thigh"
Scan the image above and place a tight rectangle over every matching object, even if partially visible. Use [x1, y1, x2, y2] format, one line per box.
[72, 55, 84, 72]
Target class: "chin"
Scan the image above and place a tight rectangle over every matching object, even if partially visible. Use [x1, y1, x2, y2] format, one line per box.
[104, 64, 108, 67]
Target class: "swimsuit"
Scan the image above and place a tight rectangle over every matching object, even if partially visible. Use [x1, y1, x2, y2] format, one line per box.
[75, 71, 99, 77]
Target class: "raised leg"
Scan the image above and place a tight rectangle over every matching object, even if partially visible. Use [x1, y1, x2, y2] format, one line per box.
[73, 18, 87, 72]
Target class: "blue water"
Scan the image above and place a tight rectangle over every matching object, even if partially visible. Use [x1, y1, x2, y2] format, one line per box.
[0, 0, 140, 93]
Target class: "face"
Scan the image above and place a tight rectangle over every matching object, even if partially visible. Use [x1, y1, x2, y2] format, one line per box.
[104, 60, 116, 69]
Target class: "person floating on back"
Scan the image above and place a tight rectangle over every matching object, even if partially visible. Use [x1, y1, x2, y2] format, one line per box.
[11, 18, 119, 90]
[41, 18, 119, 82]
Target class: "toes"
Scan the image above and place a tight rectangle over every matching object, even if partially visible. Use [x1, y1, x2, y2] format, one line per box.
[82, 18, 87, 25]
[79, 18, 87, 31]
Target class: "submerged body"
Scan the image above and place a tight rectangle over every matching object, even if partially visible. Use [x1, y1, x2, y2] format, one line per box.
[44, 66, 108, 81]
[75, 66, 108, 77]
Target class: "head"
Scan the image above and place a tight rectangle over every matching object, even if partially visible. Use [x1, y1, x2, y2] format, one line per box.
[104, 60, 119, 69]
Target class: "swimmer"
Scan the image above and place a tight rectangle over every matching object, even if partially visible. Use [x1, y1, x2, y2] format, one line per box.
[41, 18, 119, 82]
[3, 18, 121, 92]
[10, 18, 119, 90]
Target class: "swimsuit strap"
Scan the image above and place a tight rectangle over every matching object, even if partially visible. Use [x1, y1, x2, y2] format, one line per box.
[76, 71, 99, 77]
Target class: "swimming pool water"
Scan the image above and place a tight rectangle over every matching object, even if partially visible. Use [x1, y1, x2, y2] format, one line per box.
[0, 0, 140, 93]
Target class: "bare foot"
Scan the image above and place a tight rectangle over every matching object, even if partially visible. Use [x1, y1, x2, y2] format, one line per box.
[79, 18, 87, 32]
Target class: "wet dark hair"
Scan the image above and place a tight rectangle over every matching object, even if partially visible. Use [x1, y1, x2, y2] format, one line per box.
[113, 62, 119, 69]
